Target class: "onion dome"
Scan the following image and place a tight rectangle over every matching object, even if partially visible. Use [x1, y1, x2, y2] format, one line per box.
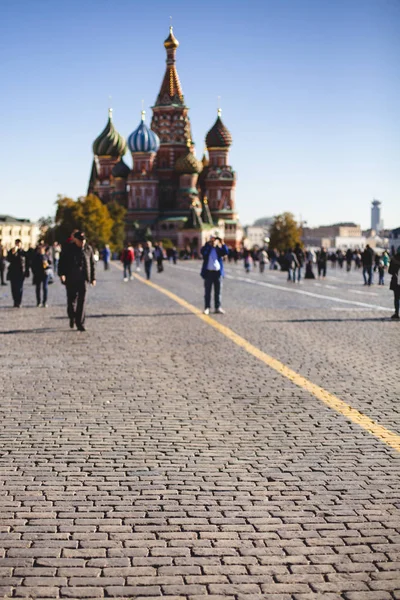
[175, 141, 203, 174]
[164, 26, 179, 49]
[112, 157, 130, 179]
[175, 150, 203, 174]
[128, 111, 160, 153]
[205, 109, 232, 148]
[93, 108, 127, 157]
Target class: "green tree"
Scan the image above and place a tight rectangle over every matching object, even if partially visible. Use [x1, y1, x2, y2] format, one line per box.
[53, 194, 113, 249]
[54, 196, 81, 243]
[38, 216, 55, 245]
[106, 200, 126, 252]
[268, 212, 301, 252]
[76, 194, 113, 250]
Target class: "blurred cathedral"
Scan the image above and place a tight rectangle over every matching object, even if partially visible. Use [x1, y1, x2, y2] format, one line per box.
[87, 27, 242, 249]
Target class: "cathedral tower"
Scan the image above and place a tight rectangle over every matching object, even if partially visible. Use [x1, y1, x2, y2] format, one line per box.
[151, 27, 193, 211]
[88, 109, 126, 203]
[205, 109, 237, 222]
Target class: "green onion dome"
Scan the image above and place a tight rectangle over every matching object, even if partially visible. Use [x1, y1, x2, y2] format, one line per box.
[93, 109, 127, 157]
[112, 157, 130, 178]
[175, 143, 203, 175]
[205, 109, 232, 148]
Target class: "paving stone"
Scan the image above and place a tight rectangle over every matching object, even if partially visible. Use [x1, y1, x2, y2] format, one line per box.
[1, 264, 399, 598]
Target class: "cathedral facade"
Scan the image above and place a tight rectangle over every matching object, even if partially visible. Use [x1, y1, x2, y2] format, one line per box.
[88, 27, 242, 249]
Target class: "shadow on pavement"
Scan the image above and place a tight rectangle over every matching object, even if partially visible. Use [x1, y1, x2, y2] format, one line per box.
[266, 317, 392, 323]
[0, 328, 61, 335]
[52, 312, 193, 319]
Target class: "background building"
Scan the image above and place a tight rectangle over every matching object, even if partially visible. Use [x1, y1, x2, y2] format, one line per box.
[88, 27, 242, 250]
[371, 199, 383, 233]
[0, 215, 39, 249]
[302, 223, 365, 250]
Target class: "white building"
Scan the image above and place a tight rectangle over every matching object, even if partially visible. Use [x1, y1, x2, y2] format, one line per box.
[244, 226, 267, 248]
[0, 215, 39, 250]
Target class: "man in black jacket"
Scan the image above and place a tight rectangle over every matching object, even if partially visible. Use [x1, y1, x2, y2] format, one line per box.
[58, 231, 96, 331]
[361, 244, 374, 286]
[6, 239, 29, 307]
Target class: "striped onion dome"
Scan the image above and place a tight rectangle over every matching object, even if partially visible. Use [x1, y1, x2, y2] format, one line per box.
[112, 157, 130, 178]
[205, 109, 232, 149]
[128, 111, 160, 153]
[93, 109, 127, 157]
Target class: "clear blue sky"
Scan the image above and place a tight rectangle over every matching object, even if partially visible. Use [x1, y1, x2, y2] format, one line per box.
[1, 0, 399, 229]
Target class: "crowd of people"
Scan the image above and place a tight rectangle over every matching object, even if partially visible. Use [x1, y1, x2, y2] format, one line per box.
[1, 234, 400, 326]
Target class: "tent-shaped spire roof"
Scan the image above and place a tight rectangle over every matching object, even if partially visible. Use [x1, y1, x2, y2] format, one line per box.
[155, 27, 184, 107]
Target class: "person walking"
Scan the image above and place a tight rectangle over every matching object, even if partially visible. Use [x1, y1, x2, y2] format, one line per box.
[345, 248, 353, 272]
[388, 247, 400, 320]
[243, 248, 251, 273]
[0, 239, 7, 286]
[135, 244, 143, 271]
[102, 244, 111, 270]
[143, 242, 154, 280]
[305, 249, 316, 279]
[317, 246, 327, 278]
[258, 248, 268, 273]
[52, 241, 61, 274]
[361, 244, 374, 286]
[121, 244, 134, 281]
[154, 242, 164, 273]
[32, 245, 52, 307]
[294, 243, 305, 282]
[200, 235, 228, 315]
[6, 239, 29, 307]
[285, 248, 299, 282]
[377, 257, 385, 286]
[58, 231, 96, 332]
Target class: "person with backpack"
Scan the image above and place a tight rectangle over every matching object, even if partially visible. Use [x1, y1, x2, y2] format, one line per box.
[121, 244, 134, 282]
[388, 247, 400, 320]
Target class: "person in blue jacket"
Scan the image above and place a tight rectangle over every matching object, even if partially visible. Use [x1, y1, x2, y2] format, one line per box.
[200, 235, 228, 315]
[102, 245, 111, 270]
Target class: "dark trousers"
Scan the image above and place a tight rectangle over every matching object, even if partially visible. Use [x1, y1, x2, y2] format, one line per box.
[204, 270, 222, 309]
[35, 275, 49, 305]
[317, 262, 326, 277]
[10, 277, 24, 307]
[145, 260, 152, 280]
[123, 263, 132, 278]
[157, 258, 163, 273]
[103, 260, 109, 270]
[66, 281, 87, 327]
[363, 265, 373, 285]
[394, 290, 400, 316]
[0, 264, 5, 285]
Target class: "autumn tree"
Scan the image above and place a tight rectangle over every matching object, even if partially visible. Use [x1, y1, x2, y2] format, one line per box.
[77, 194, 113, 249]
[268, 212, 301, 252]
[106, 200, 126, 252]
[54, 196, 80, 243]
[54, 194, 113, 249]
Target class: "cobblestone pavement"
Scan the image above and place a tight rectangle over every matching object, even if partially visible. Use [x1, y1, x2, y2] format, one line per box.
[0, 262, 399, 599]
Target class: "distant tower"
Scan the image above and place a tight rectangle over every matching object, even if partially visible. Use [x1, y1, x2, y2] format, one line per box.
[371, 199, 382, 232]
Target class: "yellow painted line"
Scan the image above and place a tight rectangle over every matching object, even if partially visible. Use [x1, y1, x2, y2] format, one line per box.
[115, 265, 400, 453]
